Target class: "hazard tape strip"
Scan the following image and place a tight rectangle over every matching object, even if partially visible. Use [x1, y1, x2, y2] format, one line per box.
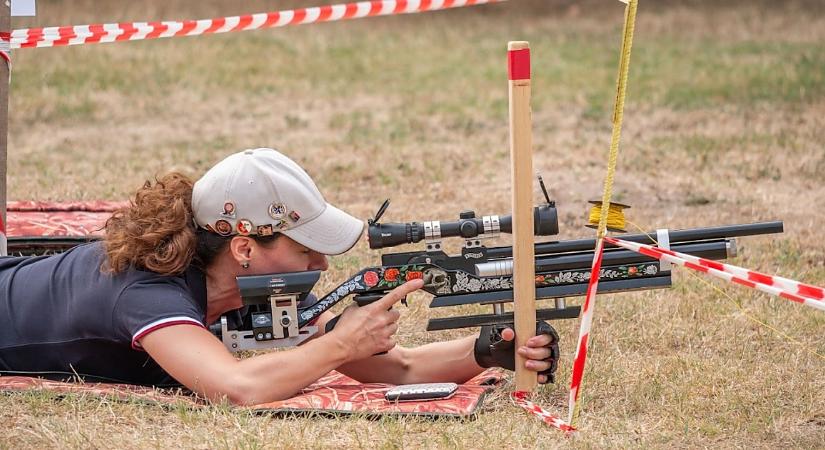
[566, 238, 605, 425]
[511, 391, 576, 434]
[0, 213, 6, 256]
[0, 31, 11, 72]
[605, 237, 825, 311]
[11, 0, 505, 49]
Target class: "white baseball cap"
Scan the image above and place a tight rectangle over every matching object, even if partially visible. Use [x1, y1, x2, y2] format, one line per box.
[192, 148, 364, 255]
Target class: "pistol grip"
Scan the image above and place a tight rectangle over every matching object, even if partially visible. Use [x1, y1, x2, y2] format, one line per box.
[354, 292, 408, 307]
[353, 293, 383, 306]
[324, 314, 342, 334]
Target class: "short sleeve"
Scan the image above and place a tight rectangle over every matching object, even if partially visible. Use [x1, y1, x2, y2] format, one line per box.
[113, 278, 206, 351]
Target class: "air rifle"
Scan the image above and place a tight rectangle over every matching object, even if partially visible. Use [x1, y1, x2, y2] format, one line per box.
[212, 199, 784, 352]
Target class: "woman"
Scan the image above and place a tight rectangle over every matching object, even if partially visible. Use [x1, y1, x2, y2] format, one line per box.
[0, 148, 558, 405]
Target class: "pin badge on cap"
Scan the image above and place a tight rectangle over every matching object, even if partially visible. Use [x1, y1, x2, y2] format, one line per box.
[237, 219, 253, 235]
[269, 203, 286, 220]
[275, 219, 289, 231]
[288, 211, 301, 222]
[257, 224, 274, 236]
[215, 220, 233, 236]
[221, 201, 237, 219]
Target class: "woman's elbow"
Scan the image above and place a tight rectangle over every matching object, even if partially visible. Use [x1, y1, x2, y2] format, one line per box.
[201, 373, 292, 406]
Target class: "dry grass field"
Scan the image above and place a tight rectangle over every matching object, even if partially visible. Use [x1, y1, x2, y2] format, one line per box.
[4, 0, 825, 447]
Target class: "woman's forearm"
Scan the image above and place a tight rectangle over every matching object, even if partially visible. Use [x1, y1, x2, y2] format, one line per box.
[231, 333, 351, 404]
[338, 335, 484, 385]
[143, 325, 352, 405]
[397, 335, 483, 384]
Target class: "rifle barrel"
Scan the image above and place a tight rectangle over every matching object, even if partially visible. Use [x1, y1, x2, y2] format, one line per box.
[485, 221, 783, 259]
[476, 240, 731, 276]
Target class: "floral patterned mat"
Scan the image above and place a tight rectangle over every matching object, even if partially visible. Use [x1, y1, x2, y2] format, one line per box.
[6, 200, 126, 238]
[0, 369, 505, 418]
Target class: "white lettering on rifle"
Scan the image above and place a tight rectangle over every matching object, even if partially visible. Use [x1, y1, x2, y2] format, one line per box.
[464, 252, 484, 259]
[382, 233, 392, 237]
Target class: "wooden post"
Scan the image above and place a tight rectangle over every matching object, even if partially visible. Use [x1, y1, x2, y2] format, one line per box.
[508, 41, 537, 392]
[0, 1, 9, 256]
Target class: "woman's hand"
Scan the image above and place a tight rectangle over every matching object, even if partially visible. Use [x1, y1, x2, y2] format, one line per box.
[505, 327, 559, 384]
[474, 322, 560, 384]
[327, 279, 424, 362]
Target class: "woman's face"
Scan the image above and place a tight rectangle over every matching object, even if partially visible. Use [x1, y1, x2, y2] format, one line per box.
[250, 235, 329, 274]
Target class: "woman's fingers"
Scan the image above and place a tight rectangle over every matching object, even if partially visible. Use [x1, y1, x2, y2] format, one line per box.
[526, 333, 553, 347]
[525, 359, 552, 372]
[370, 279, 424, 311]
[517, 345, 551, 361]
[386, 321, 399, 336]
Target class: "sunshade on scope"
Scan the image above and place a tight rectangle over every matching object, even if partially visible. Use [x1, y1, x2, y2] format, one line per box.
[367, 203, 559, 250]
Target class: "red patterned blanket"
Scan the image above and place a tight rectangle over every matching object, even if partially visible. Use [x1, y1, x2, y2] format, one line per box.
[0, 369, 505, 417]
[6, 200, 125, 238]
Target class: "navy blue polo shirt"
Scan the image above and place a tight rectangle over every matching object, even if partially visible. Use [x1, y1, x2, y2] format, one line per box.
[0, 242, 207, 386]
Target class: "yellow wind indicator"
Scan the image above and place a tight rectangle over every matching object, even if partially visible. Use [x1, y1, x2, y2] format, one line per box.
[586, 200, 630, 232]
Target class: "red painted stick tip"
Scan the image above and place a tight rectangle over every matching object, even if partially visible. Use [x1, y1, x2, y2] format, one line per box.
[507, 42, 530, 81]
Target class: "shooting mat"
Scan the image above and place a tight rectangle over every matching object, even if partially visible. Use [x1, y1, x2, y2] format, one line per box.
[6, 200, 125, 236]
[0, 369, 505, 418]
[6, 201, 123, 254]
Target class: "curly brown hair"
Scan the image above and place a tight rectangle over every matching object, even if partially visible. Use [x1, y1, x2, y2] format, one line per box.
[104, 172, 198, 276]
[103, 172, 280, 276]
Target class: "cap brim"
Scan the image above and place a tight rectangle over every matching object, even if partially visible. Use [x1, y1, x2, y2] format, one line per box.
[281, 203, 364, 255]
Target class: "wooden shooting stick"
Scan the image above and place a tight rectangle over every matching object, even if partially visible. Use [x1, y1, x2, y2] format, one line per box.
[508, 41, 537, 391]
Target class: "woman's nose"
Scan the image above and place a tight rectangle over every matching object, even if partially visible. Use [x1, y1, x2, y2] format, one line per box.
[309, 252, 329, 271]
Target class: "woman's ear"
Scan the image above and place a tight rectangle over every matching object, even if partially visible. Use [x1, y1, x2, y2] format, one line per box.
[229, 236, 254, 266]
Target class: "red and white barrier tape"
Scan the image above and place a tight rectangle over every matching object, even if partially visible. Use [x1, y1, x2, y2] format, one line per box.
[566, 238, 606, 425]
[10, 0, 504, 49]
[511, 391, 575, 434]
[0, 31, 10, 69]
[604, 237, 825, 311]
[0, 214, 6, 256]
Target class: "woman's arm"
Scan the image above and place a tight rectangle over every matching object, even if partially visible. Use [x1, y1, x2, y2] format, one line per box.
[336, 335, 483, 385]
[316, 313, 556, 385]
[141, 280, 421, 405]
[141, 324, 350, 405]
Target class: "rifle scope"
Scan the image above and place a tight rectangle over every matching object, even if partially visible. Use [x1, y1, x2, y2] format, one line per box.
[368, 204, 559, 249]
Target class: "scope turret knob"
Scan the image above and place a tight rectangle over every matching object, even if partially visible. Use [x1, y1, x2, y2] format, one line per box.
[460, 220, 478, 237]
[460, 210, 476, 219]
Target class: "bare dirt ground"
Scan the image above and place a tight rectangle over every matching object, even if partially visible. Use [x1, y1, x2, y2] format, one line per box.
[3, 0, 824, 447]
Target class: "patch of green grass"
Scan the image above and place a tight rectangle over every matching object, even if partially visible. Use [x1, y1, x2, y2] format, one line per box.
[650, 41, 825, 109]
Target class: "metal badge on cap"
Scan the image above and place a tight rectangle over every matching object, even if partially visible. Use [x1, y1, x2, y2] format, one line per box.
[215, 220, 232, 236]
[275, 219, 289, 231]
[237, 219, 253, 235]
[257, 224, 274, 236]
[288, 211, 301, 222]
[269, 203, 286, 220]
[221, 201, 237, 219]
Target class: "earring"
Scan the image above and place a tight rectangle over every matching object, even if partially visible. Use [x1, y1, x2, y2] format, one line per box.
[241, 261, 250, 269]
